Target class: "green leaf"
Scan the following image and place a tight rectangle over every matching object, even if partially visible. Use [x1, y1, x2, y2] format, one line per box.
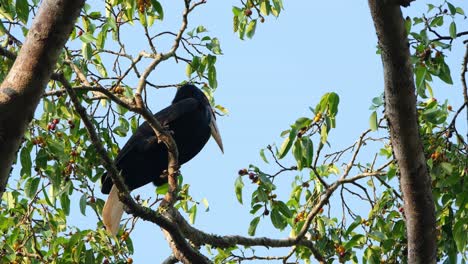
[42, 184, 53, 206]
[233, 15, 239, 33]
[275, 201, 292, 218]
[246, 20, 257, 39]
[201, 198, 209, 212]
[88, 11, 101, 19]
[80, 33, 96, 43]
[344, 234, 365, 250]
[369, 111, 378, 131]
[301, 137, 313, 167]
[189, 205, 197, 224]
[256, 188, 268, 203]
[156, 183, 169, 194]
[60, 193, 71, 215]
[113, 125, 128, 137]
[208, 66, 217, 89]
[364, 246, 380, 264]
[186, 63, 192, 78]
[238, 17, 247, 40]
[139, 10, 147, 27]
[215, 104, 229, 115]
[248, 216, 261, 236]
[320, 124, 328, 144]
[415, 66, 428, 97]
[235, 176, 244, 204]
[449, 21, 457, 39]
[404, 17, 411, 34]
[260, 0, 270, 16]
[196, 25, 207, 33]
[453, 219, 467, 252]
[131, 116, 139, 133]
[260, 148, 269, 164]
[85, 250, 95, 263]
[25, 177, 40, 198]
[455, 7, 465, 15]
[96, 25, 108, 49]
[79, 194, 87, 216]
[369, 231, 386, 242]
[438, 61, 453, 84]
[440, 162, 453, 174]
[271, 0, 282, 16]
[48, 140, 66, 160]
[15, 0, 29, 23]
[82, 43, 93, 60]
[270, 208, 287, 230]
[345, 216, 362, 236]
[327, 92, 340, 116]
[278, 128, 297, 159]
[430, 16, 443, 27]
[294, 117, 312, 130]
[447, 2, 456, 15]
[0, 21, 7, 35]
[20, 144, 32, 176]
[232, 6, 242, 16]
[207, 38, 222, 55]
[250, 204, 263, 214]
[43, 98, 55, 113]
[292, 139, 303, 170]
[149, 0, 163, 19]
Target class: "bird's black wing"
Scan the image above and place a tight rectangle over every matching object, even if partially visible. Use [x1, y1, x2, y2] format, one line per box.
[114, 98, 199, 163]
[101, 98, 200, 193]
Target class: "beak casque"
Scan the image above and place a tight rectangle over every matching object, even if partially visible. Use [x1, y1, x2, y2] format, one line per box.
[209, 109, 224, 153]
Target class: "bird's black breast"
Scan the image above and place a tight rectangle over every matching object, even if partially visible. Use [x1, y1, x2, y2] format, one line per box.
[101, 100, 211, 194]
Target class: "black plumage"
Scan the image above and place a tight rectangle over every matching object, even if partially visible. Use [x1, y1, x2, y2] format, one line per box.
[101, 84, 223, 234]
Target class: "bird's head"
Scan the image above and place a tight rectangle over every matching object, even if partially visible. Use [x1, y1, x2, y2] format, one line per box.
[173, 84, 224, 153]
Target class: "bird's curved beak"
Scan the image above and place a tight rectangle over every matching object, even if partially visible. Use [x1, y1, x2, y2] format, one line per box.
[209, 109, 224, 153]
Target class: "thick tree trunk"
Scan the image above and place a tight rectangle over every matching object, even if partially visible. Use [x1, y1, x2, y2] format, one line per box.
[0, 0, 84, 197]
[367, 1, 437, 263]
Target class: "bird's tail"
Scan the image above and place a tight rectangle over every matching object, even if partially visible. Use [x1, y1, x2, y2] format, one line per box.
[102, 185, 124, 235]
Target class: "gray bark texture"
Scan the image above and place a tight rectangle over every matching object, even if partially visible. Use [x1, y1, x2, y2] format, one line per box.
[0, 0, 84, 197]
[367, 1, 437, 263]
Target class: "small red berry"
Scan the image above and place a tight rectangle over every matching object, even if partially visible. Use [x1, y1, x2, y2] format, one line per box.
[53, 118, 60, 124]
[238, 169, 248, 175]
[244, 9, 252, 16]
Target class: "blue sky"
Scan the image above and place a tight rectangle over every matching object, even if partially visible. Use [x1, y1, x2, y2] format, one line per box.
[10, 0, 467, 262]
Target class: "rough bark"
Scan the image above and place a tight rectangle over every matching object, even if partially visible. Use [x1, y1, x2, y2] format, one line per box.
[367, 1, 437, 263]
[0, 0, 84, 197]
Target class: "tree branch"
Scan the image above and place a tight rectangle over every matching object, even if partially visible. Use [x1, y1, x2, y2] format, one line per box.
[0, 0, 84, 198]
[367, 0, 437, 262]
[0, 46, 16, 61]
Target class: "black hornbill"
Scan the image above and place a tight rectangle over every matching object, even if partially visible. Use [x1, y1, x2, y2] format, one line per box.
[101, 84, 223, 234]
